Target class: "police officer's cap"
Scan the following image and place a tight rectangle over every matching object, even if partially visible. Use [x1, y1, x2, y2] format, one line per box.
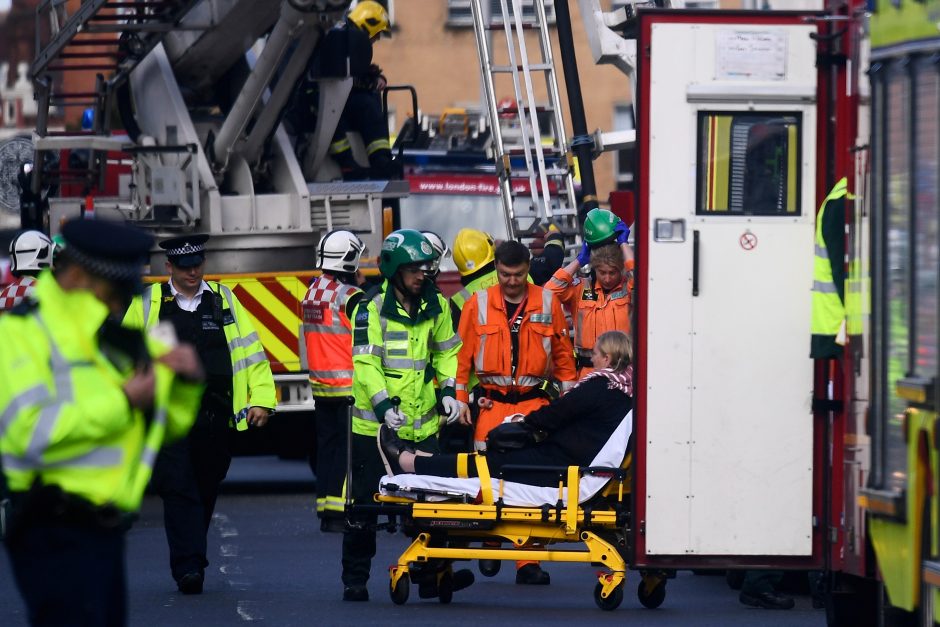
[61, 218, 153, 282]
[160, 234, 209, 268]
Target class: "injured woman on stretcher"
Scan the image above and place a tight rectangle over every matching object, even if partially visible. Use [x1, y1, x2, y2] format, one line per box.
[376, 330, 633, 503]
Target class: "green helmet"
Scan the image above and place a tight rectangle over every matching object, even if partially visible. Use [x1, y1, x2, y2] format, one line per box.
[582, 208, 620, 247]
[379, 229, 438, 279]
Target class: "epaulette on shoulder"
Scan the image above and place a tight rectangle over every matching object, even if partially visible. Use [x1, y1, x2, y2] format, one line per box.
[363, 283, 383, 300]
[8, 299, 39, 316]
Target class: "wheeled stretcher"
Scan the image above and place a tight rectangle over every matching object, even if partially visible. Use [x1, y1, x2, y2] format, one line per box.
[372, 411, 670, 610]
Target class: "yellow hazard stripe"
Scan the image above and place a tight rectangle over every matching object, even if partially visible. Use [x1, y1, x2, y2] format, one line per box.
[224, 280, 302, 370]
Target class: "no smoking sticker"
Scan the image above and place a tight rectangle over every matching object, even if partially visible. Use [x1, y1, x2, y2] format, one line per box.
[739, 230, 758, 251]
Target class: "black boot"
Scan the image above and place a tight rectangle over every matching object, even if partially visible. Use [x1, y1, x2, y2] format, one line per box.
[377, 424, 414, 476]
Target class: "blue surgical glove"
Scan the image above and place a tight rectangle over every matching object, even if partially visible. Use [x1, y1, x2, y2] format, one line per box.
[614, 221, 630, 245]
[577, 241, 591, 266]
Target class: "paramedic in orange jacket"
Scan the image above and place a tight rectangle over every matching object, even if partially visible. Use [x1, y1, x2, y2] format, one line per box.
[547, 208, 633, 378]
[455, 240, 576, 585]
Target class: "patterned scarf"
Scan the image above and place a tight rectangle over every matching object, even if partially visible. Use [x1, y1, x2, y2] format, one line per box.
[576, 365, 633, 396]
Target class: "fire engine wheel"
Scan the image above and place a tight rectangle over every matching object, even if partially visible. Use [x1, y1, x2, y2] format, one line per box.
[478, 559, 501, 577]
[637, 576, 667, 609]
[389, 573, 410, 605]
[437, 570, 454, 604]
[593, 582, 624, 611]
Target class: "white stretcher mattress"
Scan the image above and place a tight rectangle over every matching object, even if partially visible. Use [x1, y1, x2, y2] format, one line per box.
[379, 410, 632, 507]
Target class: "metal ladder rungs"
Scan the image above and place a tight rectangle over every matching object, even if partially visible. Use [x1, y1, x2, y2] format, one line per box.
[489, 63, 553, 73]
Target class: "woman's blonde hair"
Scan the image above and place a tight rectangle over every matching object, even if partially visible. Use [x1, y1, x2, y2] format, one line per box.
[595, 330, 632, 371]
[589, 243, 625, 272]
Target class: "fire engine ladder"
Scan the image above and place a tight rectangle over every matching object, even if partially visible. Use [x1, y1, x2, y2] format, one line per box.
[470, 0, 579, 241]
[28, 0, 201, 197]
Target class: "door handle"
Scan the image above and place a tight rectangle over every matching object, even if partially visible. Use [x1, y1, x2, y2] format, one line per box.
[692, 230, 700, 297]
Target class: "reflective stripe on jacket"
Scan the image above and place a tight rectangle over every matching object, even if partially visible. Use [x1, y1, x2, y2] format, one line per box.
[0, 272, 202, 511]
[123, 281, 276, 430]
[450, 270, 499, 315]
[301, 275, 362, 397]
[546, 259, 634, 353]
[811, 177, 850, 352]
[351, 280, 460, 443]
[455, 282, 576, 403]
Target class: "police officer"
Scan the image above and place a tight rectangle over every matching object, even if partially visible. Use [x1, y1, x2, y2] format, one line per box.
[301, 230, 366, 530]
[344, 229, 469, 601]
[123, 234, 276, 594]
[0, 219, 204, 625]
[0, 230, 54, 312]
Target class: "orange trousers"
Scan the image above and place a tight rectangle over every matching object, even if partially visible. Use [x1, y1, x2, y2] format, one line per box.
[474, 393, 549, 571]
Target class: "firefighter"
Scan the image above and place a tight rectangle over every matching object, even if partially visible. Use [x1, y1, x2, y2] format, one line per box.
[528, 224, 565, 286]
[420, 230, 451, 284]
[449, 227, 498, 327]
[301, 230, 366, 531]
[0, 230, 54, 312]
[325, 1, 392, 180]
[0, 219, 203, 625]
[344, 228, 469, 601]
[455, 239, 577, 585]
[546, 208, 633, 377]
[123, 234, 276, 595]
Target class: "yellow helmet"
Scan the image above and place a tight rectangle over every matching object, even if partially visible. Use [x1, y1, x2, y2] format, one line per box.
[348, 1, 390, 39]
[453, 228, 495, 276]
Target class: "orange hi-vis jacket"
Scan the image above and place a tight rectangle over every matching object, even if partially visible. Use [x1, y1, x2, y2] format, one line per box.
[547, 260, 634, 367]
[301, 275, 363, 397]
[457, 281, 576, 411]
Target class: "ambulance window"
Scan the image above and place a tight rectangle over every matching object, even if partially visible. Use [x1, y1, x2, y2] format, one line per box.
[873, 60, 912, 493]
[913, 57, 939, 379]
[696, 112, 802, 216]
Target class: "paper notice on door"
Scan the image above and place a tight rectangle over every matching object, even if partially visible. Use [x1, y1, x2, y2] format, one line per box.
[716, 30, 788, 81]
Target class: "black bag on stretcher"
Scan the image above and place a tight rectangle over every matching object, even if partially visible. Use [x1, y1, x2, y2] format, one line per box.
[485, 421, 542, 453]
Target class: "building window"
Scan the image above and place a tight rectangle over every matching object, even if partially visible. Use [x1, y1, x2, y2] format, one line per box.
[447, 1, 555, 28]
[613, 104, 634, 190]
[611, 0, 717, 7]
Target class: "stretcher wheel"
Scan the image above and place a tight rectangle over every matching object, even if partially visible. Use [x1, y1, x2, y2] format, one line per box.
[478, 559, 501, 577]
[390, 573, 410, 605]
[437, 570, 453, 604]
[593, 582, 624, 611]
[637, 576, 666, 609]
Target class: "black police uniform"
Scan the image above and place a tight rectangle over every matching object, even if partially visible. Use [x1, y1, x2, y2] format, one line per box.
[150, 282, 234, 585]
[149, 234, 233, 591]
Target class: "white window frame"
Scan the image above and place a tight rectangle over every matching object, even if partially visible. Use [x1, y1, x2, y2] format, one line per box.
[613, 103, 635, 189]
[446, 0, 555, 28]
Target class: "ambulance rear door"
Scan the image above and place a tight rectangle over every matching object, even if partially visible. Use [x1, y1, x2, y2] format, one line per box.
[634, 9, 821, 567]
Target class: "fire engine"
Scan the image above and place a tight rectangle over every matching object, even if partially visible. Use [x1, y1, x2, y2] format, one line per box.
[7, 0, 940, 623]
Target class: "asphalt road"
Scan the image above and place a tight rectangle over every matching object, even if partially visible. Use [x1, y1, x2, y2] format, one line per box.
[0, 457, 827, 626]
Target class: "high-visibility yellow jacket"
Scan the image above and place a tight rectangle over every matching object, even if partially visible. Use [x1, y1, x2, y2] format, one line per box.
[351, 280, 461, 443]
[811, 177, 850, 358]
[301, 274, 363, 397]
[450, 270, 499, 318]
[0, 272, 203, 512]
[123, 281, 276, 430]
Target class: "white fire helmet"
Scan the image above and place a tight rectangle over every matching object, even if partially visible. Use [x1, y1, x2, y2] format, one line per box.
[420, 230, 451, 275]
[316, 230, 365, 274]
[10, 230, 54, 274]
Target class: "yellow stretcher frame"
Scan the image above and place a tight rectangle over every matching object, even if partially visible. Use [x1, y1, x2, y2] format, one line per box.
[374, 452, 669, 611]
